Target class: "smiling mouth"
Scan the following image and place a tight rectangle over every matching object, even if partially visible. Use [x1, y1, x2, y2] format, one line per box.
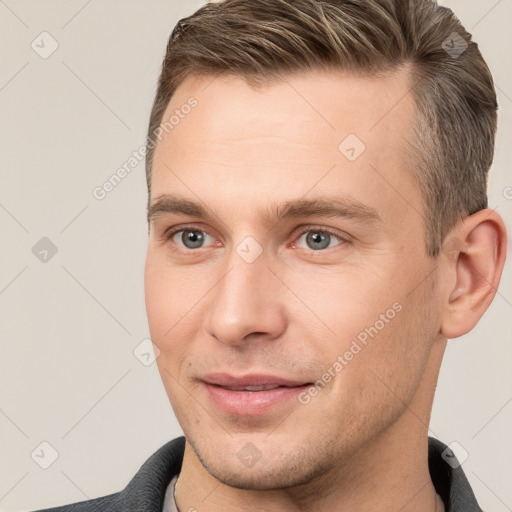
[215, 384, 304, 391]
[201, 380, 312, 416]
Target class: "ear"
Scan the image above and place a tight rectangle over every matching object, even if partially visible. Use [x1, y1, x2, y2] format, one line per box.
[440, 208, 508, 339]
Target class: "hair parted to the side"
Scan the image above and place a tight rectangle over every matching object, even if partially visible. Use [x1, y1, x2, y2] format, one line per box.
[145, 0, 497, 258]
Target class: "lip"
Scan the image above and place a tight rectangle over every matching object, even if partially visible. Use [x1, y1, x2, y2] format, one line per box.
[202, 372, 309, 388]
[201, 372, 312, 416]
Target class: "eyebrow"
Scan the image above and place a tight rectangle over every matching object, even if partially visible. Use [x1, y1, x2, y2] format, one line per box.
[147, 193, 383, 227]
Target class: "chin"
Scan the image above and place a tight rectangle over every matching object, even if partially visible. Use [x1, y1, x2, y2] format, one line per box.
[187, 434, 332, 491]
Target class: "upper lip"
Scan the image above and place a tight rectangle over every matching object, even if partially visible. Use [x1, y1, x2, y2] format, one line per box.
[201, 373, 310, 388]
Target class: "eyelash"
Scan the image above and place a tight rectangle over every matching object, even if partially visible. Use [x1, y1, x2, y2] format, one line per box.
[162, 224, 350, 254]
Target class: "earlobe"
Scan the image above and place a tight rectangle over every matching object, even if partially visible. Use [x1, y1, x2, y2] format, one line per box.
[440, 209, 507, 340]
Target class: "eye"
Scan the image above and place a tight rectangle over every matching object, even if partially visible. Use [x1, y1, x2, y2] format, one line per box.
[294, 228, 345, 251]
[166, 227, 215, 250]
[162, 225, 349, 254]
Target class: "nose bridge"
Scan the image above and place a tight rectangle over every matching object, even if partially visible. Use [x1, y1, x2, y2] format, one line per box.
[206, 239, 286, 345]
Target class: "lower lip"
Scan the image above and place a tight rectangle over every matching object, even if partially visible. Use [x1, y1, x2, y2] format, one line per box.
[203, 383, 310, 415]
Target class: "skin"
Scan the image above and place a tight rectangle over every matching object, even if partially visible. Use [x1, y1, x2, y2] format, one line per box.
[144, 67, 507, 512]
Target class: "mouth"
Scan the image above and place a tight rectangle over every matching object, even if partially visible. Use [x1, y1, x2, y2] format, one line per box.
[217, 384, 296, 391]
[200, 373, 312, 415]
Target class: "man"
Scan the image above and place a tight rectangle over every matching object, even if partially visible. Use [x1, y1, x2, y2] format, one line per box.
[33, 0, 507, 511]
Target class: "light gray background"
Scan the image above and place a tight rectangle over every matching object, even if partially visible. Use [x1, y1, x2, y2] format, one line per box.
[0, 1, 510, 511]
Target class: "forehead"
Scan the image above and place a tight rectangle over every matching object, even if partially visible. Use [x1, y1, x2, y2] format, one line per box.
[157, 66, 414, 145]
[150, 67, 421, 226]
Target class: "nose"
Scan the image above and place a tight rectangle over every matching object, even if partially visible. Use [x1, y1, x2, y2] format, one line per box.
[205, 247, 287, 346]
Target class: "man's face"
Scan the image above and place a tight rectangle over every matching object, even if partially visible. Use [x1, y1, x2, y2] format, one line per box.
[145, 69, 443, 488]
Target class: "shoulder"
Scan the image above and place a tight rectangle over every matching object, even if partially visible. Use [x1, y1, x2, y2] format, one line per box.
[30, 436, 186, 512]
[31, 493, 118, 512]
[428, 436, 484, 512]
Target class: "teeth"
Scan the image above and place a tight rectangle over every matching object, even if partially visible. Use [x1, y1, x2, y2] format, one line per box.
[245, 385, 280, 391]
[227, 384, 282, 391]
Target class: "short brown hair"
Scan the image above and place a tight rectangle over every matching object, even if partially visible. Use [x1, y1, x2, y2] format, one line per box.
[145, 0, 497, 257]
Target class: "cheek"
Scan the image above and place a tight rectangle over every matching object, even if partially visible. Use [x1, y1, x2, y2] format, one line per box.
[299, 269, 425, 396]
[144, 252, 209, 341]
[340, 291, 434, 406]
[144, 254, 217, 397]
[321, 307, 424, 440]
[287, 266, 399, 347]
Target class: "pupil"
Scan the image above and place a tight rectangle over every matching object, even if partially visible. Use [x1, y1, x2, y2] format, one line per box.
[307, 231, 329, 250]
[183, 230, 204, 248]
